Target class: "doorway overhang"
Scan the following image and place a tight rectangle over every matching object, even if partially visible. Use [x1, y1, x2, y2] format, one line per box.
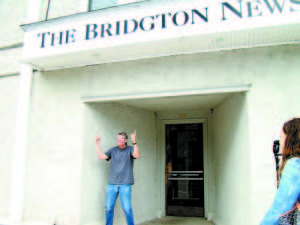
[81, 84, 251, 111]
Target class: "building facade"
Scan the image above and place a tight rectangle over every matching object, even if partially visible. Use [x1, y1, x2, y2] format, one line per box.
[1, 0, 300, 225]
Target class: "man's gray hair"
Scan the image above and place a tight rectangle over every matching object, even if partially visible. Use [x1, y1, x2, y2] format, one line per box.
[117, 131, 128, 139]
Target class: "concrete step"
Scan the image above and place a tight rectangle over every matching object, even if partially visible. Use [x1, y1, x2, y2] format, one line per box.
[138, 216, 214, 225]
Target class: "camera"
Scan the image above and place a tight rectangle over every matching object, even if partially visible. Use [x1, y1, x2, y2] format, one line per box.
[273, 140, 281, 187]
[273, 140, 280, 155]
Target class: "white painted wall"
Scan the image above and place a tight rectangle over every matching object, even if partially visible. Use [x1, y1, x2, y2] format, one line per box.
[247, 54, 300, 224]
[24, 68, 84, 225]
[212, 92, 251, 225]
[80, 102, 157, 225]
[0, 0, 28, 46]
[80, 54, 250, 98]
[0, 75, 19, 218]
[47, 0, 83, 19]
[0, 48, 23, 76]
[0, 0, 27, 76]
[78, 44, 300, 225]
[20, 43, 300, 225]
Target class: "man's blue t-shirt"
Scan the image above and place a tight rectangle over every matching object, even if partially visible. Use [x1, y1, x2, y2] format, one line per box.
[104, 145, 135, 185]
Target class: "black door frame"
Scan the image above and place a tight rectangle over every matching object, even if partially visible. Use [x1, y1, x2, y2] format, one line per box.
[160, 118, 209, 218]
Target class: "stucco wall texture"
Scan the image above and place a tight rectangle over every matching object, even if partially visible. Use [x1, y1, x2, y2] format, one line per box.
[81, 102, 157, 225]
[3, 1, 299, 225]
[21, 44, 300, 225]
[0, 75, 19, 218]
[213, 93, 251, 225]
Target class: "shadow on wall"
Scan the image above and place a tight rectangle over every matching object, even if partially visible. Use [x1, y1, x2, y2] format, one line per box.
[212, 92, 251, 225]
[80, 102, 158, 225]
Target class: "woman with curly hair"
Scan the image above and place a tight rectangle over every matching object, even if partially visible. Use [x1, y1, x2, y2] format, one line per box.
[261, 118, 300, 224]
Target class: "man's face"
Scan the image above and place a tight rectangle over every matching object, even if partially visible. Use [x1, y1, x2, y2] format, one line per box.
[117, 135, 127, 147]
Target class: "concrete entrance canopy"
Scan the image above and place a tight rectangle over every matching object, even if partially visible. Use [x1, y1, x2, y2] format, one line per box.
[81, 85, 251, 111]
[81, 84, 251, 224]
[20, 0, 300, 71]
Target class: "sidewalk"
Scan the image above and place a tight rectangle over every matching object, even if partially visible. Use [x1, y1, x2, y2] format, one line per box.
[138, 217, 214, 225]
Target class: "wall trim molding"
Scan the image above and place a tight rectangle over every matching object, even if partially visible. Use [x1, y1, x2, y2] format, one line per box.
[0, 43, 23, 51]
[0, 73, 20, 78]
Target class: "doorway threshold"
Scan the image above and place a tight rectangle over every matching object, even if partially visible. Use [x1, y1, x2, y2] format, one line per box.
[138, 216, 214, 225]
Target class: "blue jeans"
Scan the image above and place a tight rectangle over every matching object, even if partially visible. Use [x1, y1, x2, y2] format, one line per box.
[105, 184, 135, 225]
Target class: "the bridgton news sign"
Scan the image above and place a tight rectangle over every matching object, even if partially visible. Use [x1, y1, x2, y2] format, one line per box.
[23, 0, 300, 56]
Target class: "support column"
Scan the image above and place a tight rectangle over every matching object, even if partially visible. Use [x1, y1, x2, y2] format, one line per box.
[9, 64, 33, 223]
[8, 0, 41, 221]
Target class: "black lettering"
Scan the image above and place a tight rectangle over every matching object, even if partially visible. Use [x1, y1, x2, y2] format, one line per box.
[192, 9, 208, 23]
[124, 19, 138, 34]
[116, 21, 121, 35]
[247, 1, 263, 17]
[222, 1, 243, 20]
[37, 32, 50, 48]
[85, 24, 98, 40]
[290, 0, 300, 11]
[66, 29, 76, 44]
[156, 13, 172, 29]
[51, 32, 64, 46]
[263, 0, 285, 13]
[172, 11, 189, 26]
[140, 16, 155, 31]
[101, 23, 113, 37]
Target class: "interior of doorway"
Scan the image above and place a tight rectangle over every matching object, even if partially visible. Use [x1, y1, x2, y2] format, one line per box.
[165, 122, 205, 217]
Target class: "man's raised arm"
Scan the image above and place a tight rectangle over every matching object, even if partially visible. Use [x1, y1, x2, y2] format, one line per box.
[95, 136, 108, 160]
[131, 130, 140, 159]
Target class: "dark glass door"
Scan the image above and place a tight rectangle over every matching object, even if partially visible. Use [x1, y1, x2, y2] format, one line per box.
[165, 123, 204, 217]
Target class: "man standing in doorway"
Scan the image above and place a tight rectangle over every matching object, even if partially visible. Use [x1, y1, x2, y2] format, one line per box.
[95, 130, 140, 225]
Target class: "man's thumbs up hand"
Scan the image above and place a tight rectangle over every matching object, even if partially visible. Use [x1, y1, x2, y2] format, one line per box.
[131, 130, 136, 143]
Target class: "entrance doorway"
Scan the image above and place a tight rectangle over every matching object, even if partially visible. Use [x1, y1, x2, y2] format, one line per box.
[165, 123, 204, 217]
